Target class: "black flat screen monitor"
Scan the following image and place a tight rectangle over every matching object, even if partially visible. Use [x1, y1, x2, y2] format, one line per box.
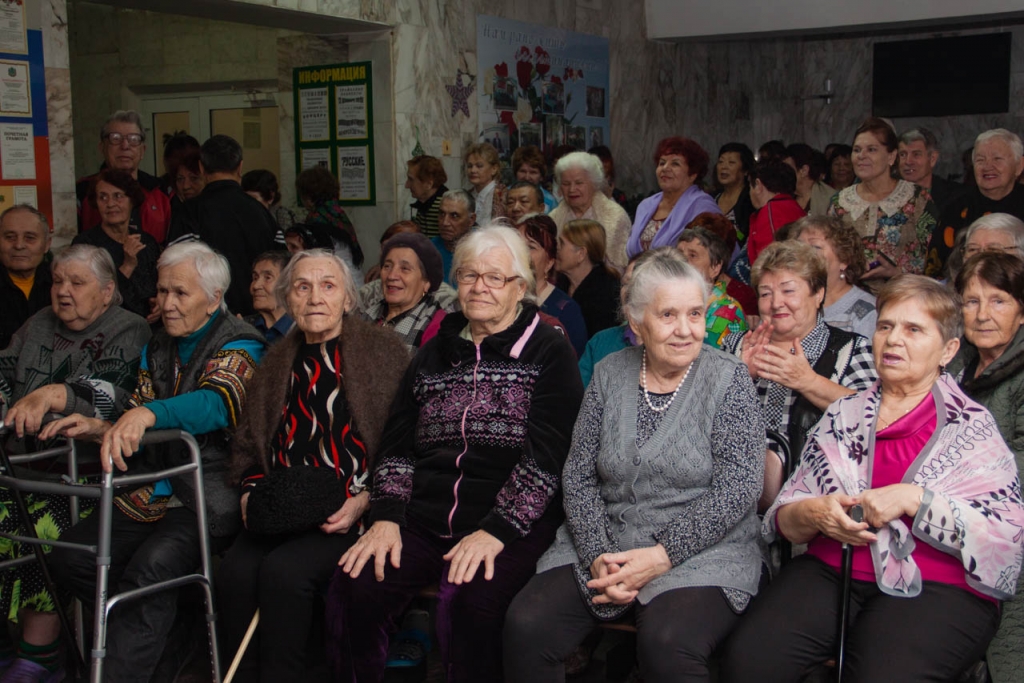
[872, 33, 1011, 117]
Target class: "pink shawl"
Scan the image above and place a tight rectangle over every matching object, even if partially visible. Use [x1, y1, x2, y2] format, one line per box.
[765, 374, 1024, 600]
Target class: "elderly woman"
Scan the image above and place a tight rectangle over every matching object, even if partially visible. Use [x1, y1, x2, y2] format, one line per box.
[722, 276, 1024, 682]
[790, 215, 877, 339]
[296, 166, 363, 268]
[555, 219, 622, 339]
[505, 248, 765, 683]
[216, 250, 409, 682]
[0, 245, 149, 680]
[357, 232, 456, 350]
[550, 152, 632, 272]
[405, 155, 449, 238]
[947, 252, 1024, 681]
[328, 225, 583, 682]
[243, 169, 297, 232]
[714, 142, 757, 245]
[173, 150, 205, 204]
[946, 212, 1024, 284]
[627, 137, 721, 260]
[464, 142, 507, 224]
[74, 168, 161, 318]
[43, 241, 266, 682]
[828, 118, 940, 291]
[245, 251, 294, 344]
[521, 215, 588, 356]
[512, 144, 557, 212]
[676, 227, 747, 347]
[721, 240, 876, 505]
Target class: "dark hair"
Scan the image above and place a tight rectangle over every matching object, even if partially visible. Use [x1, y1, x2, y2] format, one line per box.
[788, 215, 868, 285]
[286, 222, 361, 267]
[955, 251, 1024, 311]
[408, 155, 448, 186]
[379, 220, 419, 244]
[252, 250, 290, 272]
[162, 132, 200, 176]
[178, 150, 202, 176]
[588, 145, 615, 182]
[758, 140, 787, 163]
[241, 170, 281, 206]
[750, 160, 797, 196]
[686, 211, 738, 254]
[785, 143, 826, 181]
[653, 137, 710, 183]
[508, 180, 544, 206]
[511, 145, 547, 177]
[295, 167, 340, 206]
[828, 144, 852, 164]
[677, 225, 730, 269]
[717, 142, 756, 175]
[200, 134, 243, 174]
[89, 168, 146, 209]
[521, 214, 558, 263]
[854, 117, 898, 152]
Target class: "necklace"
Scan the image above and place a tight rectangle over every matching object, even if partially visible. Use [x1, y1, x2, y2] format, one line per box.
[641, 350, 693, 413]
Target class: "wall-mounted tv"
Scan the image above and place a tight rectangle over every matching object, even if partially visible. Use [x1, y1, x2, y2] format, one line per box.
[872, 33, 1011, 118]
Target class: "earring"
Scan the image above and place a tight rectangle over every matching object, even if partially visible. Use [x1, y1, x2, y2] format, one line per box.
[839, 270, 846, 281]
[939, 364, 946, 374]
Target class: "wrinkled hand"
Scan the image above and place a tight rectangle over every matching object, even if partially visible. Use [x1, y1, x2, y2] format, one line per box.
[5, 385, 65, 438]
[443, 529, 505, 585]
[588, 555, 634, 605]
[100, 407, 156, 473]
[809, 494, 876, 546]
[321, 491, 370, 534]
[339, 520, 402, 581]
[587, 546, 672, 605]
[38, 413, 110, 443]
[740, 321, 773, 379]
[146, 299, 162, 324]
[856, 484, 922, 529]
[121, 234, 145, 270]
[755, 340, 816, 392]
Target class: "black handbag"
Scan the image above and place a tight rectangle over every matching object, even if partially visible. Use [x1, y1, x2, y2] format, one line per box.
[245, 466, 348, 536]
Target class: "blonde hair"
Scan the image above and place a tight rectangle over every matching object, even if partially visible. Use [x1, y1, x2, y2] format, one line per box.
[464, 142, 501, 170]
[750, 240, 827, 294]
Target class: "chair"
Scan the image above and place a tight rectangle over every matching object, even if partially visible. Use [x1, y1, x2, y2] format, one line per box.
[0, 428, 222, 683]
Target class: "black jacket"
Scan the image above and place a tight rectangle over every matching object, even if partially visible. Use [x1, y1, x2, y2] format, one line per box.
[557, 267, 622, 339]
[0, 262, 51, 350]
[73, 226, 160, 318]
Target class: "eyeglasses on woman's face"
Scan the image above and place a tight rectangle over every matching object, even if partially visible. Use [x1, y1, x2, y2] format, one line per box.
[454, 269, 521, 289]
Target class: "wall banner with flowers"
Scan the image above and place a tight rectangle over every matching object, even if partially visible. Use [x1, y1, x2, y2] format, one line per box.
[476, 15, 609, 163]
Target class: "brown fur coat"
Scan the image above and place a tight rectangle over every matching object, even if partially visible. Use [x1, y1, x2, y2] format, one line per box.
[229, 314, 410, 485]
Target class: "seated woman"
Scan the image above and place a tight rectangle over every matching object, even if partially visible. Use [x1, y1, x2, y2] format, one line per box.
[356, 232, 456, 350]
[714, 142, 756, 247]
[0, 244, 149, 681]
[505, 248, 765, 683]
[520, 215, 588, 356]
[74, 168, 161, 318]
[245, 251, 294, 344]
[790, 215, 877, 339]
[948, 252, 1024, 680]
[722, 276, 1024, 683]
[676, 226, 747, 347]
[217, 250, 409, 682]
[555, 219, 622, 339]
[721, 240, 876, 507]
[328, 225, 584, 683]
[947, 212, 1024, 284]
[43, 241, 266, 682]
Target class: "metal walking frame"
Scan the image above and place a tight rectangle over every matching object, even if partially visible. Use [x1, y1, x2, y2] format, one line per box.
[0, 427, 222, 683]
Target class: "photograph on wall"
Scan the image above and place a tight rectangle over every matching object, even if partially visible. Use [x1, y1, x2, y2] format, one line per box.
[589, 126, 603, 148]
[586, 86, 605, 118]
[337, 146, 371, 201]
[298, 87, 330, 142]
[566, 126, 585, 150]
[335, 83, 368, 140]
[477, 15, 610, 159]
[480, 125, 510, 155]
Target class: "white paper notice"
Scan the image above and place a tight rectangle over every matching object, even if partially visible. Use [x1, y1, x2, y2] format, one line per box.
[13, 185, 35, 208]
[0, 60, 29, 116]
[337, 146, 370, 201]
[299, 88, 330, 142]
[335, 84, 368, 140]
[300, 148, 331, 171]
[0, 123, 34, 179]
[0, 2, 27, 55]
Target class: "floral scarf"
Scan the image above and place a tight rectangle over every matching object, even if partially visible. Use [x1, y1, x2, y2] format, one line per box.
[765, 374, 1024, 600]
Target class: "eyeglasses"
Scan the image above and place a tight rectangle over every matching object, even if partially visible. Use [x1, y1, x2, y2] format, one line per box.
[454, 269, 521, 289]
[103, 132, 145, 147]
[963, 244, 1020, 257]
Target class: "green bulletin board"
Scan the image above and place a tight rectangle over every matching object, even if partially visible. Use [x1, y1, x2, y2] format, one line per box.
[293, 61, 375, 206]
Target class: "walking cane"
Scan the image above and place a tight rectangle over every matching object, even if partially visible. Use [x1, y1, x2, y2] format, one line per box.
[223, 609, 259, 683]
[835, 504, 863, 683]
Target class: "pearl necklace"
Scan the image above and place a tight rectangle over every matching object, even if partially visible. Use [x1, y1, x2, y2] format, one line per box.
[641, 350, 693, 413]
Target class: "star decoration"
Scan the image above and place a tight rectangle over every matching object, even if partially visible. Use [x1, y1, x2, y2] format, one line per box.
[446, 70, 474, 118]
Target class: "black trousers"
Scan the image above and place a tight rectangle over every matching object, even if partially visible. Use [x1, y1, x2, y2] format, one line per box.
[50, 507, 203, 683]
[719, 554, 1000, 683]
[215, 527, 357, 683]
[503, 564, 740, 683]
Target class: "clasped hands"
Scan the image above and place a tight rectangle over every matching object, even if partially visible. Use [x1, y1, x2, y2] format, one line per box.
[740, 322, 816, 391]
[809, 484, 925, 546]
[586, 545, 672, 606]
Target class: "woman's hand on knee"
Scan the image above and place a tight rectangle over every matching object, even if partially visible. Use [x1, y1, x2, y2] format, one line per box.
[443, 529, 505, 585]
[339, 520, 402, 581]
[321, 491, 370, 534]
[587, 546, 671, 596]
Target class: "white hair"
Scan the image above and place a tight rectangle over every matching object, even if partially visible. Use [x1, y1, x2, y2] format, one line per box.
[158, 241, 231, 312]
[451, 224, 536, 302]
[623, 247, 708, 324]
[275, 248, 359, 315]
[554, 151, 606, 192]
[101, 110, 145, 141]
[974, 128, 1024, 162]
[53, 244, 122, 306]
[964, 212, 1024, 258]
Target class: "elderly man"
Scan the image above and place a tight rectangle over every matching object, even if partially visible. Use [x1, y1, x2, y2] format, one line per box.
[76, 110, 172, 244]
[505, 181, 546, 223]
[926, 128, 1024, 277]
[898, 127, 966, 215]
[167, 135, 279, 316]
[0, 205, 52, 349]
[431, 189, 476, 282]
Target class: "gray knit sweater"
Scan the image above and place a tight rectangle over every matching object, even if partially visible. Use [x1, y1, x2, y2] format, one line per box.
[536, 344, 765, 605]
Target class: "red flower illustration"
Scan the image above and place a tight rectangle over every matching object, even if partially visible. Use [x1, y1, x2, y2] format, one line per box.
[534, 47, 550, 76]
[494, 62, 509, 78]
[515, 46, 532, 63]
[576, 69, 584, 79]
[552, 75, 562, 85]
[564, 67, 573, 81]
[516, 59, 533, 90]
[499, 111, 517, 134]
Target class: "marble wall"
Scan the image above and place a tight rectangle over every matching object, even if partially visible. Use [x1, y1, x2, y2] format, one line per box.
[39, 0, 76, 244]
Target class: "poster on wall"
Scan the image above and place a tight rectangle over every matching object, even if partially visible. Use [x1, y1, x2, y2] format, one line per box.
[293, 62, 375, 206]
[0, 122, 33, 179]
[0, 59, 28, 116]
[476, 15, 609, 163]
[0, 1, 26, 55]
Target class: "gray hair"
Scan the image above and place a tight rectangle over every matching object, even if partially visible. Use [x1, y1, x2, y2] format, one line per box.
[0, 204, 49, 238]
[158, 241, 231, 312]
[451, 224, 536, 302]
[100, 110, 145, 142]
[623, 247, 708, 324]
[964, 212, 1024, 258]
[898, 127, 938, 151]
[53, 244, 123, 306]
[275, 248, 359, 315]
[441, 189, 474, 213]
[677, 226, 731, 268]
[974, 129, 1024, 162]
[554, 151, 606, 192]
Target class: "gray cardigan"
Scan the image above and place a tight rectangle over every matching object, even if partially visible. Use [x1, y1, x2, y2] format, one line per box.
[536, 344, 765, 604]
